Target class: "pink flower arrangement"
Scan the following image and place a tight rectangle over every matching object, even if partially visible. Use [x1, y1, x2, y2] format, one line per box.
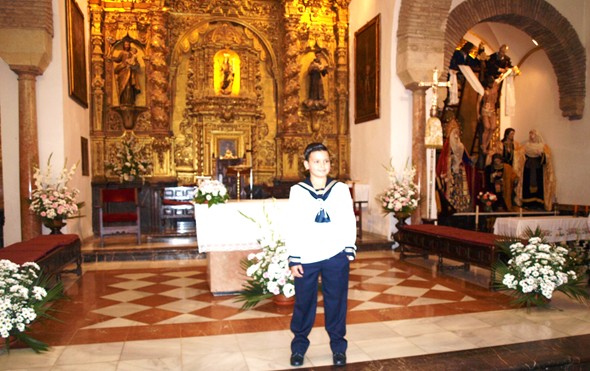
[379, 160, 420, 215]
[477, 191, 497, 207]
[29, 155, 83, 222]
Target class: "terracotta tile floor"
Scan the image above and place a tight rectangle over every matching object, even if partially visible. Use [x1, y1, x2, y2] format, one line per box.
[2, 237, 589, 370]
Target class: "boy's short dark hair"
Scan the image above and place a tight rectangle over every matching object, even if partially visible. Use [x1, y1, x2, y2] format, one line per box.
[304, 142, 329, 161]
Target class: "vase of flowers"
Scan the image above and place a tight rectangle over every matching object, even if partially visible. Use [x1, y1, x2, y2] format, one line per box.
[106, 134, 152, 183]
[378, 159, 420, 228]
[236, 201, 295, 309]
[0, 260, 64, 353]
[477, 191, 497, 212]
[193, 179, 229, 207]
[494, 228, 589, 310]
[29, 155, 83, 232]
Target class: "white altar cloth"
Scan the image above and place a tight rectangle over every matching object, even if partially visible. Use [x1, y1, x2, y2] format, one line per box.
[195, 199, 289, 253]
[493, 215, 590, 243]
[195, 199, 289, 294]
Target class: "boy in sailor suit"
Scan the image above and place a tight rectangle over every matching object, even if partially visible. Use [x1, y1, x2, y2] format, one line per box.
[287, 143, 357, 367]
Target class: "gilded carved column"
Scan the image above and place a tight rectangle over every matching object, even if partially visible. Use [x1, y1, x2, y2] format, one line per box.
[10, 66, 43, 240]
[412, 88, 427, 225]
[333, 0, 351, 178]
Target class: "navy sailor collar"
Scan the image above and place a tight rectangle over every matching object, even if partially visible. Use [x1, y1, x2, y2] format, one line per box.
[296, 177, 338, 200]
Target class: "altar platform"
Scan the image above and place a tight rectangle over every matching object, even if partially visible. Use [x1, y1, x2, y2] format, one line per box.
[81, 230, 392, 263]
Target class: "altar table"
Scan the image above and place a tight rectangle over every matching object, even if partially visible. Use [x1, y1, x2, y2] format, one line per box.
[493, 215, 590, 243]
[195, 199, 289, 295]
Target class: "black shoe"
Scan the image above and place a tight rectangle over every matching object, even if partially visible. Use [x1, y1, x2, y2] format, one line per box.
[333, 352, 346, 367]
[290, 353, 304, 367]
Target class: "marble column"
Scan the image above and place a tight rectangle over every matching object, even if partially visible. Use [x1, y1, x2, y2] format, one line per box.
[11, 65, 42, 240]
[411, 88, 427, 225]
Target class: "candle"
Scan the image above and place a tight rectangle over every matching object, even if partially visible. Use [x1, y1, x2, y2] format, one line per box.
[475, 205, 479, 230]
[250, 168, 254, 199]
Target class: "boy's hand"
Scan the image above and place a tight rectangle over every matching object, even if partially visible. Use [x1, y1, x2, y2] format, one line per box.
[291, 265, 304, 278]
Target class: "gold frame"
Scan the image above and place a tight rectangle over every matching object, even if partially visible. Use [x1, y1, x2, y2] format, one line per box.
[66, 0, 88, 107]
[354, 14, 380, 124]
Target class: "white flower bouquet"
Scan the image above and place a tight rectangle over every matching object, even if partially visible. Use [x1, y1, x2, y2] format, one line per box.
[29, 155, 83, 222]
[106, 135, 152, 182]
[494, 228, 589, 309]
[193, 179, 229, 207]
[0, 260, 64, 353]
[237, 201, 294, 309]
[378, 159, 420, 216]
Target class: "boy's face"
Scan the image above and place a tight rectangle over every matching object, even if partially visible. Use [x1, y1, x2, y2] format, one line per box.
[304, 150, 330, 179]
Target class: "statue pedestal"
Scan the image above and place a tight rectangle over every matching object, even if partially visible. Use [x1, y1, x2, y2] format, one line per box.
[113, 105, 147, 130]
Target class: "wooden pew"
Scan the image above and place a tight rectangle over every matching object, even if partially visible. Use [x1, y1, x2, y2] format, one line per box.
[0, 234, 82, 285]
[395, 224, 506, 289]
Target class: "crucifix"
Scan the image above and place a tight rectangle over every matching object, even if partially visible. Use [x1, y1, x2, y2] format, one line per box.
[418, 67, 448, 221]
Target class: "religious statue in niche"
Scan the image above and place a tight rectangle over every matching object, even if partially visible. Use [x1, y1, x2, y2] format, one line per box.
[112, 39, 142, 106]
[303, 53, 328, 110]
[220, 53, 234, 95]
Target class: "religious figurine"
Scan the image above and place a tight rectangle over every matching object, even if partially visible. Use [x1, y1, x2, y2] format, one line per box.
[112, 39, 142, 106]
[478, 76, 501, 154]
[513, 129, 556, 211]
[436, 119, 474, 213]
[303, 54, 328, 110]
[220, 53, 234, 95]
[485, 153, 519, 211]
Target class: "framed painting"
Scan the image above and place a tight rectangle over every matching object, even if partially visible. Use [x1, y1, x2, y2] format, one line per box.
[217, 138, 239, 160]
[354, 14, 380, 124]
[66, 0, 88, 107]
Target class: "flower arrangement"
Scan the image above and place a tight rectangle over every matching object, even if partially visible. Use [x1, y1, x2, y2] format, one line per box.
[236, 202, 294, 309]
[378, 159, 420, 216]
[1, 260, 64, 353]
[477, 191, 497, 210]
[494, 228, 589, 309]
[29, 155, 83, 223]
[193, 179, 229, 207]
[106, 135, 151, 183]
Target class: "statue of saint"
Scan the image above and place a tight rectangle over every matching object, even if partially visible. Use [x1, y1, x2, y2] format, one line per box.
[303, 54, 328, 110]
[220, 53, 234, 95]
[436, 119, 474, 213]
[513, 129, 556, 211]
[113, 40, 141, 106]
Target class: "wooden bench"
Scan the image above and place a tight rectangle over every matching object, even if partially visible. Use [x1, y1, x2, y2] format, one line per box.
[0, 234, 82, 285]
[394, 224, 506, 289]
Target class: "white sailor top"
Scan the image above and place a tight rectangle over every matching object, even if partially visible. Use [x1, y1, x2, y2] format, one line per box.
[286, 178, 357, 266]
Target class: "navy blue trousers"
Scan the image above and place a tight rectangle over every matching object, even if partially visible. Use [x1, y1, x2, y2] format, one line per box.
[290, 251, 350, 354]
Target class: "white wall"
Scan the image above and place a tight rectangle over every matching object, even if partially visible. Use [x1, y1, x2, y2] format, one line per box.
[349, 0, 413, 239]
[0, 0, 92, 244]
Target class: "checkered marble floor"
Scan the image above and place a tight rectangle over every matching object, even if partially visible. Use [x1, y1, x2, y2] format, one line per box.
[33, 252, 511, 347]
[4, 250, 590, 370]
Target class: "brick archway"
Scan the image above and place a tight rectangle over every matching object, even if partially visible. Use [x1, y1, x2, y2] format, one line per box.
[445, 0, 585, 120]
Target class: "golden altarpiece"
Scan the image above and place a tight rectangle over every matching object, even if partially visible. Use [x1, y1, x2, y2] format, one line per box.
[88, 0, 352, 232]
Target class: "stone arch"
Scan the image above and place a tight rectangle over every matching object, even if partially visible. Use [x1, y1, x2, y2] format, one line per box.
[445, 0, 585, 120]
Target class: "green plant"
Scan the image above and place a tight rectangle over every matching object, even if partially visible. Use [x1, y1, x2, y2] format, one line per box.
[236, 201, 294, 309]
[494, 227, 589, 309]
[1, 260, 64, 353]
[193, 180, 229, 207]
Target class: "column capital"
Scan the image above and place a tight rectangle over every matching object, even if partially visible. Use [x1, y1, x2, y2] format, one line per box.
[9, 64, 44, 77]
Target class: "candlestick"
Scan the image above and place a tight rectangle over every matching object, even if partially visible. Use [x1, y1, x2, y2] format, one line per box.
[249, 168, 253, 199]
